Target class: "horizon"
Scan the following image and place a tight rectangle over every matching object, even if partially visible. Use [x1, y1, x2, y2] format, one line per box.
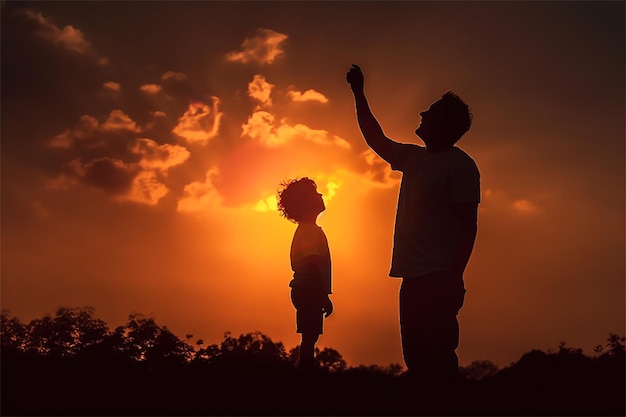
[3, 306, 623, 371]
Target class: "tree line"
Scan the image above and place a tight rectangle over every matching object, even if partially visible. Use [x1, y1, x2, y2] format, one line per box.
[1, 307, 624, 416]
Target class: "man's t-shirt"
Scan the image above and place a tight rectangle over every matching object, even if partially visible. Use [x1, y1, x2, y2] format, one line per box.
[388, 142, 481, 278]
[289, 223, 332, 294]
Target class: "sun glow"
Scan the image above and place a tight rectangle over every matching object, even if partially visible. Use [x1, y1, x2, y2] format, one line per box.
[324, 179, 342, 205]
[253, 194, 278, 213]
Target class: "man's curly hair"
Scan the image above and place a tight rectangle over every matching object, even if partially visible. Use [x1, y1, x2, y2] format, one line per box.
[277, 177, 318, 223]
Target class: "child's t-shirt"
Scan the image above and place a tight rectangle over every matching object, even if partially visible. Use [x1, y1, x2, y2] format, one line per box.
[289, 223, 332, 294]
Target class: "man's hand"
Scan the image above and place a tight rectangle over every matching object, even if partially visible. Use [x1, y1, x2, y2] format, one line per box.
[322, 295, 334, 318]
[346, 64, 364, 93]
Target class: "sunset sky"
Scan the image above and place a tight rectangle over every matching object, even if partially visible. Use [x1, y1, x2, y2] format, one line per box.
[2, 1, 624, 369]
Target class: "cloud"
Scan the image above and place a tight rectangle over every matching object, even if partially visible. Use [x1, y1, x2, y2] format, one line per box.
[140, 84, 163, 94]
[248, 75, 274, 106]
[247, 75, 328, 107]
[66, 158, 172, 206]
[253, 194, 279, 213]
[49, 110, 141, 149]
[100, 110, 141, 133]
[324, 179, 341, 203]
[131, 138, 191, 173]
[226, 28, 288, 64]
[21, 9, 91, 53]
[48, 109, 190, 206]
[103, 81, 121, 92]
[18, 9, 108, 65]
[172, 99, 223, 145]
[143, 111, 168, 131]
[161, 71, 187, 81]
[177, 168, 223, 213]
[49, 115, 99, 148]
[360, 149, 401, 188]
[241, 111, 277, 145]
[276, 123, 350, 149]
[479, 189, 542, 216]
[50, 132, 73, 149]
[66, 157, 138, 194]
[56, 138, 189, 205]
[512, 199, 540, 214]
[123, 170, 170, 206]
[287, 89, 329, 104]
[241, 110, 350, 149]
[241, 75, 343, 148]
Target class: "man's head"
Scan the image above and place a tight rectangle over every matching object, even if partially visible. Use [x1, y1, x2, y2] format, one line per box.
[415, 91, 472, 150]
[277, 177, 325, 223]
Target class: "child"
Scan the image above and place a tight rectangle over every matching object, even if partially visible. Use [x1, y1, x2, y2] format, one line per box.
[277, 177, 333, 370]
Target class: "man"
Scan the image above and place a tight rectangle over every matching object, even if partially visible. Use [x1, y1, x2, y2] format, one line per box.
[346, 64, 480, 383]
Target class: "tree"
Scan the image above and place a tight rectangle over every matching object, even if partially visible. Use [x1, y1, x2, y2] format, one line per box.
[348, 363, 404, 376]
[604, 333, 625, 358]
[0, 310, 26, 350]
[20, 307, 110, 356]
[460, 360, 499, 381]
[113, 313, 194, 368]
[208, 331, 289, 366]
[316, 347, 347, 372]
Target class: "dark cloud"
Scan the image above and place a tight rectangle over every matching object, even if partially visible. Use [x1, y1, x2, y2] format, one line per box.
[1, 4, 110, 166]
[76, 157, 137, 194]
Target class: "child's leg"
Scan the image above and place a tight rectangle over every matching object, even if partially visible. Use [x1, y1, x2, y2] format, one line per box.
[299, 332, 319, 368]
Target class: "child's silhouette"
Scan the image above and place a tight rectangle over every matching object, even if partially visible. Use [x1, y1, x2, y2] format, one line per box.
[277, 177, 333, 370]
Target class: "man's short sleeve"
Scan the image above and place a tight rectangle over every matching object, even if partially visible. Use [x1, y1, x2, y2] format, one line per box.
[451, 154, 481, 204]
[389, 142, 426, 172]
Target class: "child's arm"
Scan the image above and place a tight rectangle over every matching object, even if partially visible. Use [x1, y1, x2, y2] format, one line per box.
[322, 294, 333, 318]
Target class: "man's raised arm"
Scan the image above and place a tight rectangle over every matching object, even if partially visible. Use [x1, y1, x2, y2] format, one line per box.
[346, 64, 395, 163]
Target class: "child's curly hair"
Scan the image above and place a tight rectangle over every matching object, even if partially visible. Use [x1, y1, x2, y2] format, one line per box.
[276, 177, 318, 223]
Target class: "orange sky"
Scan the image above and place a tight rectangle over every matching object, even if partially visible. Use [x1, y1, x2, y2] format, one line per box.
[2, 1, 624, 369]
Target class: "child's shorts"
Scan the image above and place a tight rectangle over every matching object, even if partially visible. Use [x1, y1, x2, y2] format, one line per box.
[290, 287, 324, 335]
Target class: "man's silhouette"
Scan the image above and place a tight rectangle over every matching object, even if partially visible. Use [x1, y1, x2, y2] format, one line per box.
[346, 64, 480, 383]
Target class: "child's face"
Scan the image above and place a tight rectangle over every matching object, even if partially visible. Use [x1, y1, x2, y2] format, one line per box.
[309, 189, 325, 215]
